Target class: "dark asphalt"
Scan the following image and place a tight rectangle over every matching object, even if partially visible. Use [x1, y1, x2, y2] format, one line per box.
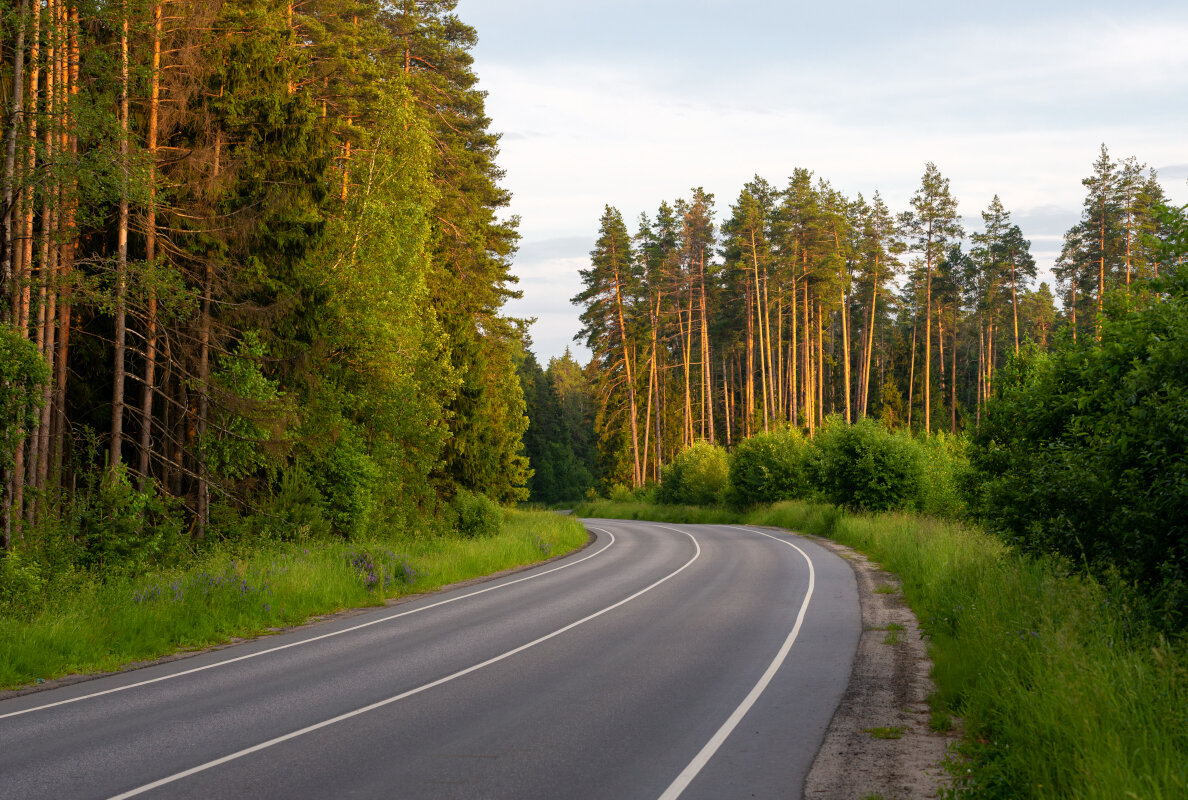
[0, 520, 860, 799]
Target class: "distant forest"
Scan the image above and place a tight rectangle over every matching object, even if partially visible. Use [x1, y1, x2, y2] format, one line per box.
[551, 149, 1183, 496]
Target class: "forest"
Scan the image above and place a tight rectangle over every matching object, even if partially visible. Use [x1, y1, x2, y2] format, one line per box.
[566, 152, 1179, 490]
[0, 0, 532, 568]
[560, 153, 1187, 624]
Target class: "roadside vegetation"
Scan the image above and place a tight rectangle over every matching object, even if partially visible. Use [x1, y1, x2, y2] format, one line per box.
[572, 215, 1188, 798]
[577, 497, 1187, 799]
[0, 508, 586, 689]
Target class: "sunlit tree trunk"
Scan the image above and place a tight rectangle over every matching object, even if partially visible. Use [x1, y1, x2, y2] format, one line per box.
[841, 285, 851, 422]
[51, 5, 79, 484]
[2, 0, 30, 311]
[950, 301, 958, 435]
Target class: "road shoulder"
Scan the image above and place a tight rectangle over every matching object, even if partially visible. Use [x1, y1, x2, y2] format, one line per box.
[802, 536, 958, 800]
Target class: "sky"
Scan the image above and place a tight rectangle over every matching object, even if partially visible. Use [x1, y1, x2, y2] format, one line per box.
[456, 0, 1188, 363]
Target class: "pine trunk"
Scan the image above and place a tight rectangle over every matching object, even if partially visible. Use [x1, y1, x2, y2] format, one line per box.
[138, 1, 163, 489]
[111, 5, 129, 469]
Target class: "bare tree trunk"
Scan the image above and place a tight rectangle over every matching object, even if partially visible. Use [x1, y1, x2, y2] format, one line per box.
[789, 274, 798, 427]
[907, 297, 917, 431]
[138, 1, 163, 489]
[30, 0, 59, 511]
[750, 232, 769, 431]
[762, 268, 775, 428]
[1010, 261, 1019, 355]
[951, 301, 958, 435]
[51, 4, 79, 485]
[610, 238, 640, 486]
[722, 353, 731, 447]
[816, 301, 824, 428]
[197, 264, 212, 536]
[640, 339, 654, 483]
[744, 284, 753, 437]
[803, 283, 813, 435]
[698, 252, 713, 443]
[937, 302, 946, 423]
[111, 3, 129, 469]
[861, 254, 879, 418]
[2, 0, 30, 314]
[841, 286, 851, 423]
[924, 265, 932, 434]
[679, 293, 692, 447]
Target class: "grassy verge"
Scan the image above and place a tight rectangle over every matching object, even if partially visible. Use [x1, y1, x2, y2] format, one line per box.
[577, 499, 1188, 799]
[0, 509, 587, 689]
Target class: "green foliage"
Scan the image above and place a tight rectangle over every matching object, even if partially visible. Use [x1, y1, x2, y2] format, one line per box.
[916, 432, 970, 517]
[972, 281, 1188, 628]
[0, 325, 50, 469]
[724, 428, 813, 508]
[518, 349, 598, 504]
[73, 467, 187, 572]
[814, 417, 925, 513]
[305, 424, 379, 539]
[204, 332, 290, 483]
[657, 441, 729, 506]
[450, 488, 503, 538]
[0, 548, 47, 618]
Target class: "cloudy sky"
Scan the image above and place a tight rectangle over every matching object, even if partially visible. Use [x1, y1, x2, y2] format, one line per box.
[456, 0, 1188, 363]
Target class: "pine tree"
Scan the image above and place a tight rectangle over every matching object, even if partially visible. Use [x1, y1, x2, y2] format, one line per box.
[903, 163, 962, 433]
[574, 206, 643, 487]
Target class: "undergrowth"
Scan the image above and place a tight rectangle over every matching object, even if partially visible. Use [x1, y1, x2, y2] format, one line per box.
[578, 498, 1188, 800]
[0, 509, 586, 689]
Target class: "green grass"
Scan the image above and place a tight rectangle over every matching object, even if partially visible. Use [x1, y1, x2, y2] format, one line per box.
[865, 725, 907, 740]
[882, 622, 906, 645]
[581, 498, 1188, 799]
[0, 509, 587, 689]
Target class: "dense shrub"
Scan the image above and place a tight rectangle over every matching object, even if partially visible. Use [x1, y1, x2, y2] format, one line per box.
[451, 488, 503, 538]
[307, 426, 379, 539]
[916, 432, 970, 517]
[972, 276, 1188, 628]
[814, 417, 924, 513]
[73, 467, 187, 571]
[725, 428, 813, 508]
[657, 442, 729, 506]
[0, 325, 50, 471]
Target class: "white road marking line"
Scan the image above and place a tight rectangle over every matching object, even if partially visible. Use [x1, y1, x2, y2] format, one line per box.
[658, 525, 816, 800]
[106, 525, 701, 800]
[0, 530, 617, 721]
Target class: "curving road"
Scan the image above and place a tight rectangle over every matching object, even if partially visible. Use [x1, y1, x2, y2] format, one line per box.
[0, 520, 860, 799]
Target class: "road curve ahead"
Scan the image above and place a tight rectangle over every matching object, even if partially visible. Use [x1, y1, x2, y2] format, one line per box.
[0, 520, 860, 800]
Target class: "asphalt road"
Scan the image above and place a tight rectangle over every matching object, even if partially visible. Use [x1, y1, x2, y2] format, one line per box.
[0, 519, 860, 799]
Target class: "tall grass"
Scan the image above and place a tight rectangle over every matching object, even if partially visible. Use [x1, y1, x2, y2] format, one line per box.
[584, 499, 1188, 799]
[0, 509, 586, 689]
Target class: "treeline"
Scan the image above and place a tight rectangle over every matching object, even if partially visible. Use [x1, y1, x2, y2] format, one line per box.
[574, 149, 1181, 487]
[0, 0, 530, 559]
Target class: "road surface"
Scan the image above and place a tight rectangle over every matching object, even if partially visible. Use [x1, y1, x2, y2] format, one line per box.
[0, 519, 859, 799]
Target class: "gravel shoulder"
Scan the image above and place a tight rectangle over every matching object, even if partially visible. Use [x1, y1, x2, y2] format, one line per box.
[803, 536, 959, 799]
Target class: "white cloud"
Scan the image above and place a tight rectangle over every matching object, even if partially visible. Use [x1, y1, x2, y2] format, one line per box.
[466, 7, 1188, 360]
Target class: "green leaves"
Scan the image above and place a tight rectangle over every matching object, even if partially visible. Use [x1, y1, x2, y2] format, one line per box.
[0, 325, 49, 470]
[971, 270, 1188, 628]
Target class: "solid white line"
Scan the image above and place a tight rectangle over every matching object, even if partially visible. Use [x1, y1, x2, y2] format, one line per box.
[0, 530, 618, 722]
[657, 525, 816, 800]
[107, 525, 701, 800]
